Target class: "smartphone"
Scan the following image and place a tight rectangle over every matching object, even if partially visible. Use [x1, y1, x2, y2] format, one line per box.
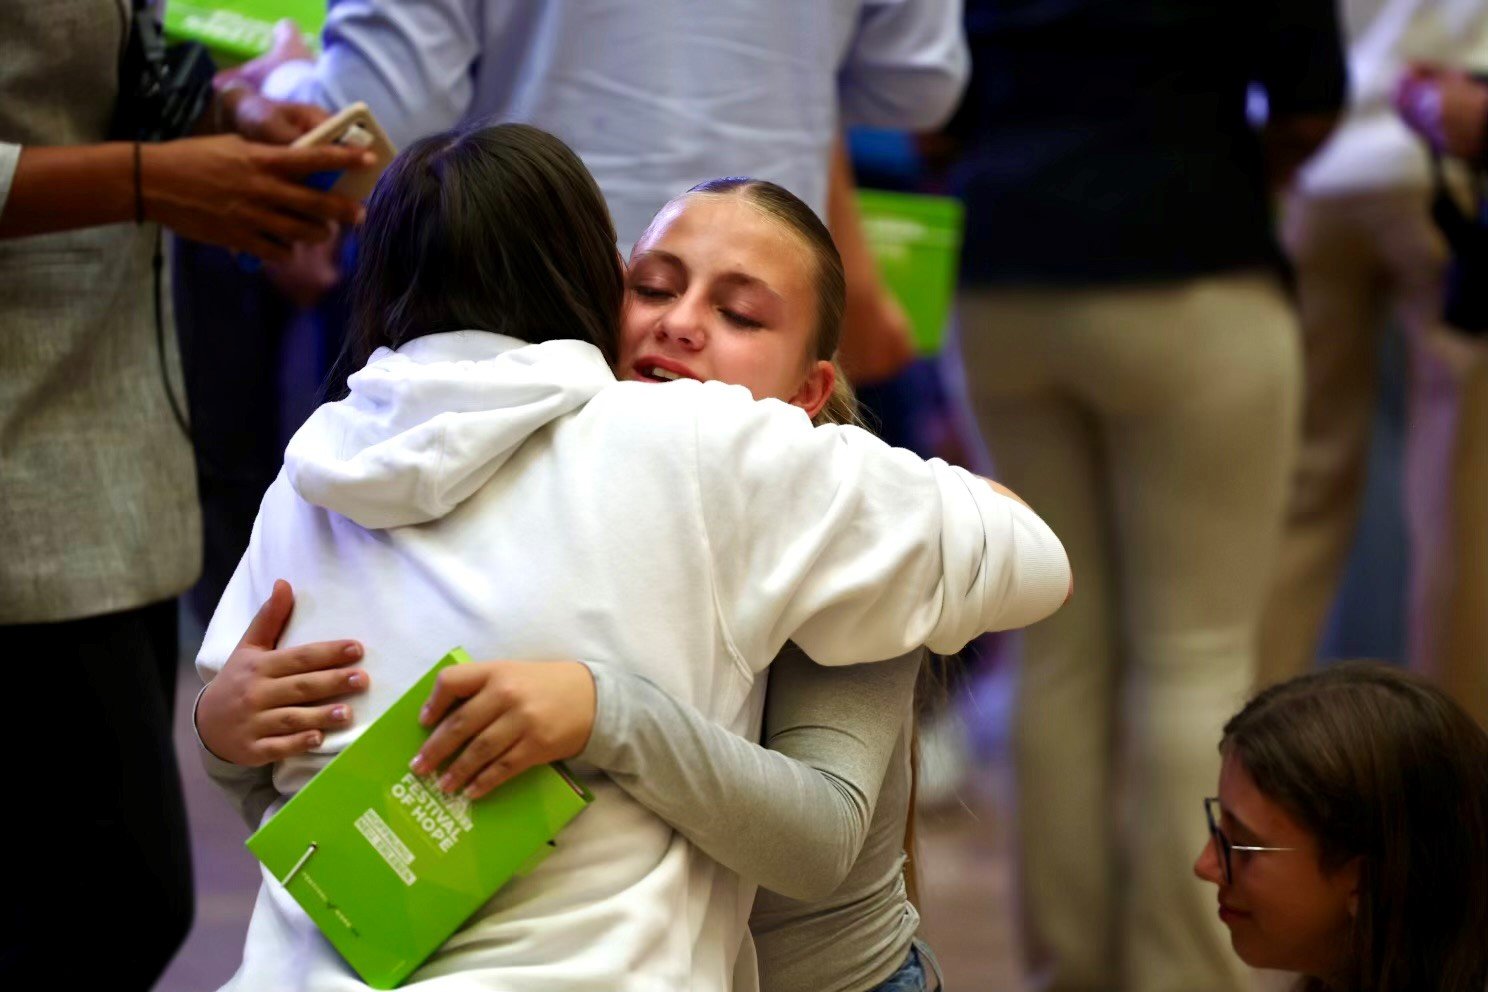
[292, 101, 398, 201]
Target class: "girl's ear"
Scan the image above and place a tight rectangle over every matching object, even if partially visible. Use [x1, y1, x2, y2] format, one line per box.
[1342, 856, 1362, 919]
[789, 359, 836, 420]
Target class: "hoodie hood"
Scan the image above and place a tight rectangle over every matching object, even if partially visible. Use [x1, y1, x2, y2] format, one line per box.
[285, 331, 615, 529]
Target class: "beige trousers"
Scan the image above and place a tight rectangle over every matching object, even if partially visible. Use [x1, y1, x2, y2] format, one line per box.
[1259, 189, 1488, 728]
[953, 273, 1301, 992]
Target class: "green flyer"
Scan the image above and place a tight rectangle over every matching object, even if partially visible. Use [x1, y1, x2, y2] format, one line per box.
[857, 189, 965, 356]
[163, 1, 325, 67]
[246, 648, 593, 989]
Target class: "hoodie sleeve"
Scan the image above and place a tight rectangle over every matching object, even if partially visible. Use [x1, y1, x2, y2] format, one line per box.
[691, 383, 1069, 669]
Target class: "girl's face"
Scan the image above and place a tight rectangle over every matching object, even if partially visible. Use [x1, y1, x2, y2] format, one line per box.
[618, 195, 834, 416]
[1193, 752, 1359, 980]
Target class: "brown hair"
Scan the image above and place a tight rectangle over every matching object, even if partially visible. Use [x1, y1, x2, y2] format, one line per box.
[1221, 663, 1488, 992]
[329, 122, 624, 394]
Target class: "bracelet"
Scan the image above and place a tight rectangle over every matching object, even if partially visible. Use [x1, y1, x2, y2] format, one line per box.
[133, 140, 144, 225]
[193, 681, 235, 763]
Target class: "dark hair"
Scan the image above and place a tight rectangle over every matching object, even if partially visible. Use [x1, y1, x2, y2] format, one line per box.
[1221, 663, 1488, 992]
[330, 122, 623, 393]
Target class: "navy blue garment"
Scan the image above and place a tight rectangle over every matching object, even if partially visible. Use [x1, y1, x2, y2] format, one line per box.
[952, 0, 1346, 285]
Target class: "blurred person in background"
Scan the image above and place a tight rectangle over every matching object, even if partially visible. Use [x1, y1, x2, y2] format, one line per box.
[186, 2, 960, 619]
[1397, 62, 1488, 165]
[0, 3, 368, 986]
[1259, 1, 1488, 735]
[234, 3, 965, 253]
[1392, 57, 1488, 729]
[945, 2, 1345, 990]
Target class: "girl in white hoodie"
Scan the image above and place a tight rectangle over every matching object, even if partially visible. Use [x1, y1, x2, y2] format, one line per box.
[197, 123, 1068, 992]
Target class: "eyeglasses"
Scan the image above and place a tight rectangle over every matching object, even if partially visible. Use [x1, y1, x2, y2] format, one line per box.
[1204, 797, 1297, 885]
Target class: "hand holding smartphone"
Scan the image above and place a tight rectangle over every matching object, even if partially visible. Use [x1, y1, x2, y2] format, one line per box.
[291, 100, 397, 201]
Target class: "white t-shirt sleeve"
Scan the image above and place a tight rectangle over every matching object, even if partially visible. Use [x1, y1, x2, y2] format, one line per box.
[691, 383, 1068, 669]
[838, 0, 969, 130]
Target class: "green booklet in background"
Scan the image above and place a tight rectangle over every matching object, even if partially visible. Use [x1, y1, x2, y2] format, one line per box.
[856, 190, 965, 356]
[164, 0, 325, 67]
[247, 648, 593, 990]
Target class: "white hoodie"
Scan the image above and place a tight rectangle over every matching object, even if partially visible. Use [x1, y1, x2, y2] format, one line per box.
[198, 330, 1069, 992]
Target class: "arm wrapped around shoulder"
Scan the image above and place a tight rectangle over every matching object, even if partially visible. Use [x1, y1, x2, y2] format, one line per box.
[691, 382, 1070, 668]
[924, 467, 1070, 652]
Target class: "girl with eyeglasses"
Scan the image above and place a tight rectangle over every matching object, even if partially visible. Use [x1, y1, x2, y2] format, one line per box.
[1194, 663, 1488, 991]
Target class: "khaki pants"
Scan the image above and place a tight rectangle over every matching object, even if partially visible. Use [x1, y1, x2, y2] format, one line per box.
[952, 273, 1301, 992]
[1259, 189, 1488, 728]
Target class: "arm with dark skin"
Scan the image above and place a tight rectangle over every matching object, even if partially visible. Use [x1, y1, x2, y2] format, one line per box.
[829, 134, 916, 386]
[0, 139, 369, 260]
[0, 77, 370, 261]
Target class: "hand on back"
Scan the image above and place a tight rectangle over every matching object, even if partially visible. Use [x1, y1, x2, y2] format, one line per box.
[205, 581, 597, 802]
[197, 580, 369, 766]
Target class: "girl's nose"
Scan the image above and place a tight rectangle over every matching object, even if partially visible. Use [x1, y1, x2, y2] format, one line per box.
[655, 295, 706, 350]
[1194, 834, 1224, 885]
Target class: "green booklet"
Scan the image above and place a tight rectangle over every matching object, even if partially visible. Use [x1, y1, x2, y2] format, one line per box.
[163, 0, 325, 67]
[246, 648, 593, 989]
[856, 190, 965, 356]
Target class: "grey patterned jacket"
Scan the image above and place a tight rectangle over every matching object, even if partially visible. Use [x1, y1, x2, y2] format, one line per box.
[1, 0, 200, 624]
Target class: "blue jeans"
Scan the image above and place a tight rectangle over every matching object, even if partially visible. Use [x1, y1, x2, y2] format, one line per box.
[871, 942, 943, 992]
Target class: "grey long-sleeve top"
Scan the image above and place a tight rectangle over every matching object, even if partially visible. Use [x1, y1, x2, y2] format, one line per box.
[580, 644, 922, 992]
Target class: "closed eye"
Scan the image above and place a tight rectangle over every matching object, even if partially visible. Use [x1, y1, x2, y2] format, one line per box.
[630, 285, 673, 301]
[721, 308, 764, 329]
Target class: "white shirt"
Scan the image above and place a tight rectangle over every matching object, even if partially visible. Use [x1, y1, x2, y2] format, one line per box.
[262, 0, 968, 250]
[1299, 0, 1488, 195]
[198, 331, 1069, 992]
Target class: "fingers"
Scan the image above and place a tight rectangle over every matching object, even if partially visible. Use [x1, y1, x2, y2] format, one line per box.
[417, 665, 488, 730]
[433, 713, 526, 797]
[270, 19, 315, 61]
[253, 176, 364, 227]
[272, 18, 302, 48]
[260, 664, 368, 706]
[250, 729, 326, 764]
[242, 202, 335, 247]
[248, 98, 331, 145]
[463, 741, 539, 801]
[239, 579, 295, 650]
[284, 102, 330, 132]
[261, 637, 365, 678]
[265, 143, 376, 179]
[256, 702, 356, 739]
[412, 670, 506, 777]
